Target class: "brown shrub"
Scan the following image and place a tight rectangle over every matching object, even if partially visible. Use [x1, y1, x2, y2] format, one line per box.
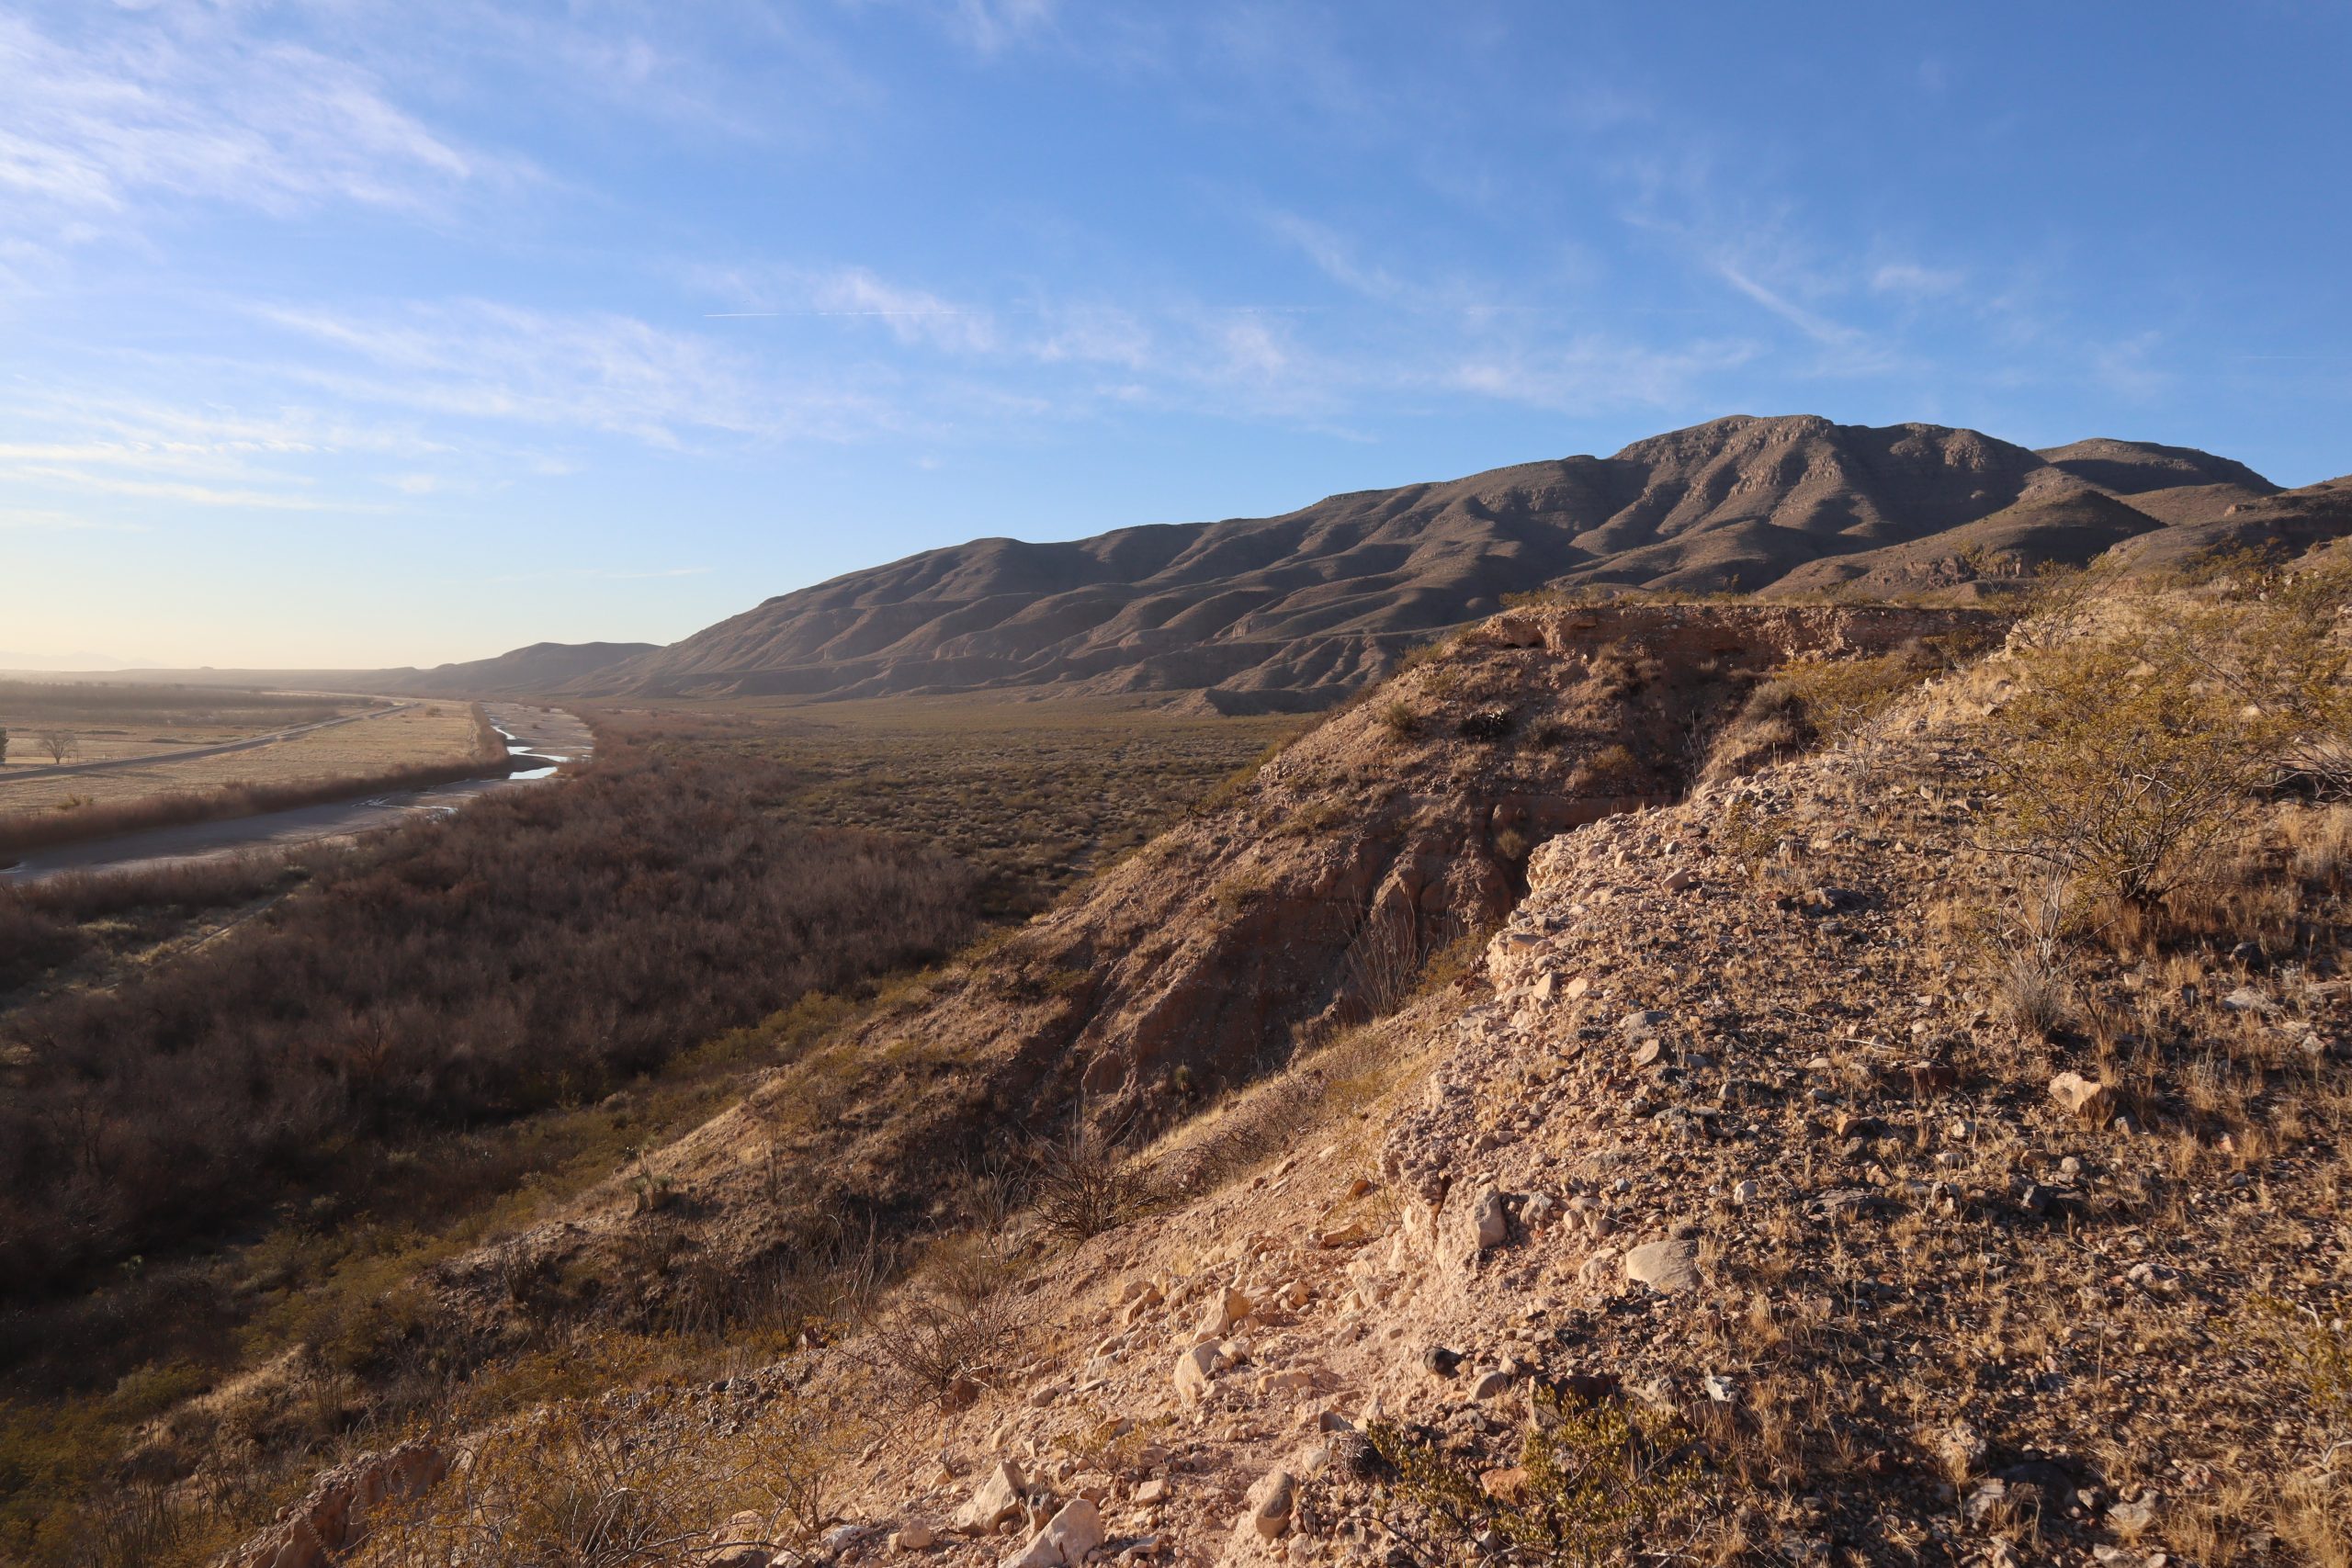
[0, 755, 980, 1303]
[1030, 1108, 1148, 1245]
[357, 1387, 864, 1566]
[866, 1236, 1028, 1405]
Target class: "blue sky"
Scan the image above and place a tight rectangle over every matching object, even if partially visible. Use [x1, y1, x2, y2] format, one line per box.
[4, 1, 2348, 668]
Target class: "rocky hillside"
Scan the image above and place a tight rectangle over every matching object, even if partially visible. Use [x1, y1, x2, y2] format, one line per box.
[571, 416, 2306, 709]
[188, 576, 2351, 1568]
[415, 602, 1996, 1340]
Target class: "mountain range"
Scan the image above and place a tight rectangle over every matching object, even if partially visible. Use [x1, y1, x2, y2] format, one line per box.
[553, 413, 2343, 709]
[38, 415, 2341, 707]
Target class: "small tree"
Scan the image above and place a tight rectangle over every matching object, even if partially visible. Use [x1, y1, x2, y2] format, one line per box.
[37, 728, 77, 764]
[1985, 627, 2269, 908]
[2189, 559, 2352, 797]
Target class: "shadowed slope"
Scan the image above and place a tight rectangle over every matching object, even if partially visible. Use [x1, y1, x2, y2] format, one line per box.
[578, 416, 2279, 706]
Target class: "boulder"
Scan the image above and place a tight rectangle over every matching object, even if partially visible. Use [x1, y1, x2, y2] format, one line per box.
[1470, 1188, 1509, 1250]
[1173, 1343, 1222, 1406]
[1468, 1369, 1513, 1400]
[1239, 1469, 1295, 1540]
[1623, 1238, 1702, 1294]
[955, 1461, 1029, 1534]
[2047, 1071, 2114, 1122]
[1196, 1288, 1252, 1341]
[1000, 1499, 1101, 1568]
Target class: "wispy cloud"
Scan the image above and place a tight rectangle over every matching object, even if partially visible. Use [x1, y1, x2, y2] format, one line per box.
[1263, 209, 1401, 299]
[0, 9, 524, 255]
[1871, 261, 1967, 299]
[1451, 336, 1759, 413]
[0, 504, 144, 532]
[256, 299, 893, 446]
[810, 269, 1004, 353]
[4, 466, 368, 512]
[937, 0, 1062, 56]
[490, 565, 714, 583]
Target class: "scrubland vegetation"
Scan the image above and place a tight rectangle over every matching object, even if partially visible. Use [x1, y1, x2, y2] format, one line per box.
[9, 558, 2352, 1568]
[0, 699, 1300, 1562]
[586, 694, 1306, 916]
[0, 754, 979, 1298]
[0, 680, 349, 730]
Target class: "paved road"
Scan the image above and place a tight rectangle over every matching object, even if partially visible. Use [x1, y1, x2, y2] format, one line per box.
[0, 704, 594, 885]
[0, 700, 413, 781]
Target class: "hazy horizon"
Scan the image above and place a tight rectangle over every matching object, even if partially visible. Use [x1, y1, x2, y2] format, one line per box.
[7, 1, 2349, 668]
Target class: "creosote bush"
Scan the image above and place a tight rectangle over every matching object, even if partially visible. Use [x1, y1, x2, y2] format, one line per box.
[1986, 626, 2271, 909]
[1376, 700, 1421, 740]
[1030, 1108, 1148, 1244]
[2247, 1295, 2352, 1461]
[1366, 1394, 1703, 1565]
[866, 1235, 1028, 1406]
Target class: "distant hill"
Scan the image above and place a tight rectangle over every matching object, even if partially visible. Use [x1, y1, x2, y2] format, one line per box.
[365, 641, 661, 698]
[2103, 472, 2352, 574]
[573, 415, 2337, 709]
[13, 641, 662, 699]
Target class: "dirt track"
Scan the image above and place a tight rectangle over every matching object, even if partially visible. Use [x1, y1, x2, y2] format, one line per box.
[0, 701, 413, 780]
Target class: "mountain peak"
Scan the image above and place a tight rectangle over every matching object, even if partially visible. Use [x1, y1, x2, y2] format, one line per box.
[571, 417, 2334, 707]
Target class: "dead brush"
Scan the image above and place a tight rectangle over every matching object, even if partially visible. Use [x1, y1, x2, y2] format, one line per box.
[2246, 1294, 2352, 1472]
[355, 1385, 864, 1567]
[2288, 802, 2352, 889]
[1712, 796, 1784, 885]
[1982, 871, 2076, 1040]
[1030, 1105, 1148, 1245]
[865, 1235, 1030, 1406]
[68, 1482, 191, 1568]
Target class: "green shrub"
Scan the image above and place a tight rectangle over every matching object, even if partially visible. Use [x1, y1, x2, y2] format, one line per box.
[1986, 628, 2268, 908]
[1367, 1394, 1704, 1564]
[1376, 700, 1420, 740]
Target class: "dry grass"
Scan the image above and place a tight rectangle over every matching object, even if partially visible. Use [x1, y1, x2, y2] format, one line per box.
[585, 692, 1306, 918]
[355, 1384, 870, 1567]
[0, 704, 487, 816]
[0, 682, 354, 767]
